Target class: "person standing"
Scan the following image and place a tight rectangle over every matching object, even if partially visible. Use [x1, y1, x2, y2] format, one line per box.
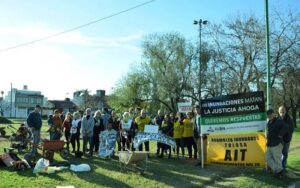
[120, 112, 134, 151]
[130, 107, 141, 150]
[134, 109, 151, 152]
[194, 105, 206, 165]
[183, 112, 196, 159]
[70, 112, 81, 153]
[173, 112, 184, 158]
[91, 110, 104, 154]
[101, 107, 111, 130]
[278, 106, 294, 171]
[265, 109, 288, 178]
[155, 110, 165, 157]
[47, 114, 53, 139]
[160, 114, 173, 158]
[51, 110, 63, 140]
[81, 108, 95, 157]
[26, 105, 42, 156]
[63, 112, 72, 151]
[110, 111, 121, 151]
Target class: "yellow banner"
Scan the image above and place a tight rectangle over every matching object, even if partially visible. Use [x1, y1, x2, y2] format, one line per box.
[207, 133, 266, 167]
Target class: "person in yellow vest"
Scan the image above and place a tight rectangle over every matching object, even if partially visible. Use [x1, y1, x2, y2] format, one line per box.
[134, 109, 151, 151]
[183, 112, 197, 159]
[173, 112, 184, 158]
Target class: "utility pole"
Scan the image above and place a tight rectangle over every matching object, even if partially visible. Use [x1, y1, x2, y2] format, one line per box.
[194, 19, 208, 103]
[10, 83, 13, 117]
[265, 0, 272, 110]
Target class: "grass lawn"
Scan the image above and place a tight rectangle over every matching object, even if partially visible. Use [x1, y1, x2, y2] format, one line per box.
[0, 119, 299, 188]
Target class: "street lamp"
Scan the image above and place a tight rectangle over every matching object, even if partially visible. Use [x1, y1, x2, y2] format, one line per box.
[194, 19, 208, 103]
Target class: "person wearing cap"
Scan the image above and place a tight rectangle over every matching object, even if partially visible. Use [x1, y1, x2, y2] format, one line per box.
[278, 105, 294, 171]
[26, 104, 42, 155]
[265, 109, 288, 178]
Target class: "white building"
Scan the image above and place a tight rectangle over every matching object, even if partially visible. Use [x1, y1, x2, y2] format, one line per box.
[3, 85, 44, 118]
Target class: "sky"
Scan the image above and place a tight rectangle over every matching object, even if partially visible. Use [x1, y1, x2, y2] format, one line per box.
[0, 0, 299, 100]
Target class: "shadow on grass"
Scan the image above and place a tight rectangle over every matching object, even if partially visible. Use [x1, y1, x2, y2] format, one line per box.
[288, 166, 300, 176]
[0, 166, 66, 182]
[73, 171, 131, 188]
[58, 155, 131, 187]
[142, 158, 297, 188]
[139, 158, 220, 188]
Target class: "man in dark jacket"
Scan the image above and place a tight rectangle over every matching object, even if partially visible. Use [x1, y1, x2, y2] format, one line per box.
[265, 109, 288, 177]
[26, 105, 42, 155]
[278, 106, 294, 171]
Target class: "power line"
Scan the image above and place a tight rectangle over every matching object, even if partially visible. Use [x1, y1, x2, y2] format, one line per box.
[0, 0, 155, 53]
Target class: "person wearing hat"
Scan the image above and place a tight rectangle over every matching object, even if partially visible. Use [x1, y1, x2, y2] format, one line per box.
[26, 104, 42, 155]
[265, 109, 288, 178]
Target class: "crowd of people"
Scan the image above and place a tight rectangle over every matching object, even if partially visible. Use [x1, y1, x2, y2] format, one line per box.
[26, 104, 295, 174]
[26, 105, 205, 163]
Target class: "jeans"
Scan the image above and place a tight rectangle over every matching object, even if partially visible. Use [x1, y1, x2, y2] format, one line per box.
[64, 130, 70, 150]
[70, 134, 80, 152]
[91, 134, 100, 153]
[83, 136, 92, 155]
[282, 142, 290, 169]
[31, 129, 41, 155]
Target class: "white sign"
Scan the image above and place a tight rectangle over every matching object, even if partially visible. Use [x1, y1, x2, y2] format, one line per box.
[133, 132, 176, 149]
[177, 102, 193, 113]
[98, 129, 117, 158]
[144, 125, 159, 134]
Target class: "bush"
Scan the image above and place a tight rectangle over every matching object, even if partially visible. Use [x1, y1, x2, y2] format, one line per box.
[0, 117, 12, 124]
